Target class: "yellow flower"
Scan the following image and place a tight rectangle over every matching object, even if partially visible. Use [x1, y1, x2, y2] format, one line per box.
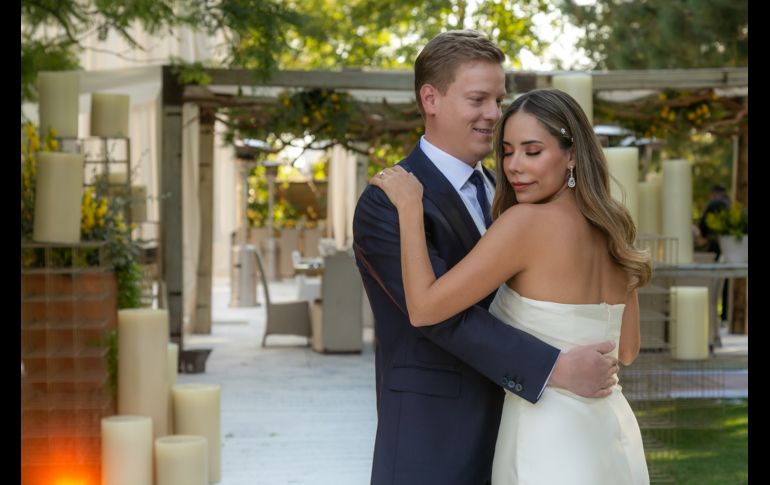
[302, 116, 309, 125]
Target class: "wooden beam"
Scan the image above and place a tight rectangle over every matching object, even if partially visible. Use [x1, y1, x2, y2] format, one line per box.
[202, 67, 747, 93]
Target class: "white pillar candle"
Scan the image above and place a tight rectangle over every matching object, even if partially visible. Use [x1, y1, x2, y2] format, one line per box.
[173, 384, 221, 483]
[552, 73, 593, 122]
[91, 93, 130, 138]
[603, 147, 639, 225]
[670, 286, 709, 360]
[167, 342, 179, 433]
[33, 151, 84, 243]
[155, 435, 208, 485]
[37, 71, 79, 139]
[637, 173, 662, 235]
[662, 159, 694, 263]
[118, 309, 169, 438]
[101, 415, 153, 485]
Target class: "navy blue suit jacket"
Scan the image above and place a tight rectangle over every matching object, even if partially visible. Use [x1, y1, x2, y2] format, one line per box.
[352, 146, 561, 485]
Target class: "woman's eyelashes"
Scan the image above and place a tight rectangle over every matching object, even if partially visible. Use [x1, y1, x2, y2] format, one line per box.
[502, 150, 542, 158]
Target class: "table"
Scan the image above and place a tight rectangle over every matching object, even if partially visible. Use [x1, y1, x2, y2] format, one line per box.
[652, 262, 748, 349]
[294, 257, 324, 302]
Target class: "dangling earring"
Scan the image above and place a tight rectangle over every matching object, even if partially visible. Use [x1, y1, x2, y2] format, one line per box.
[567, 166, 576, 188]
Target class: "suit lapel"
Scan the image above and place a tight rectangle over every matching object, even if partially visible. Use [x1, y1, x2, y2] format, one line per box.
[402, 147, 481, 253]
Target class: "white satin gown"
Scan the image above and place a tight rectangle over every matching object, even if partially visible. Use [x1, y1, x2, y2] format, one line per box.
[489, 284, 650, 485]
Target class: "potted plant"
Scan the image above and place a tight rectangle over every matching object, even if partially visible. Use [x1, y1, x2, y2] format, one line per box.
[705, 201, 748, 262]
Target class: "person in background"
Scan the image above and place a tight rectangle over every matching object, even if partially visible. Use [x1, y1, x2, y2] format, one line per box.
[697, 184, 731, 324]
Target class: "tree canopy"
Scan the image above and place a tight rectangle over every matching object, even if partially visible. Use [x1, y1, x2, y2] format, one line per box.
[560, 0, 747, 70]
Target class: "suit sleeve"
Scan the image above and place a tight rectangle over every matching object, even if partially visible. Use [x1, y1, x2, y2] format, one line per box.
[353, 184, 560, 403]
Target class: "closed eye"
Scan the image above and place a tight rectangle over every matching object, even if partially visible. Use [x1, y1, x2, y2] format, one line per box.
[526, 151, 542, 156]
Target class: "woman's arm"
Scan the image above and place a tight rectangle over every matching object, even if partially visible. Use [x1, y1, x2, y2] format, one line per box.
[618, 289, 641, 365]
[371, 166, 528, 326]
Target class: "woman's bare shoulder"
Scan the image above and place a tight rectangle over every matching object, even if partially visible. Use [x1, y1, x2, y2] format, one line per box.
[497, 200, 574, 226]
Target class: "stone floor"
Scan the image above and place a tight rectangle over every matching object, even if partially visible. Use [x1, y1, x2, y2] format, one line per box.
[179, 279, 376, 485]
[180, 278, 748, 485]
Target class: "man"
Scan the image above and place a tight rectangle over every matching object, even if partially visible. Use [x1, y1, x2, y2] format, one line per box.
[352, 30, 618, 485]
[698, 184, 731, 260]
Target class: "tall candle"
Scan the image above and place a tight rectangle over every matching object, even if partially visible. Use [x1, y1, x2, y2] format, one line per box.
[101, 415, 153, 485]
[670, 286, 709, 360]
[37, 71, 79, 139]
[603, 147, 639, 224]
[662, 159, 693, 263]
[155, 435, 208, 485]
[91, 93, 130, 138]
[33, 152, 84, 243]
[173, 384, 221, 483]
[167, 342, 179, 433]
[552, 73, 593, 122]
[118, 309, 169, 437]
[637, 174, 662, 235]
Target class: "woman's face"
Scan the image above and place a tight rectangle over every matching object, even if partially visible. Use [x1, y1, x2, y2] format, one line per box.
[500, 111, 573, 204]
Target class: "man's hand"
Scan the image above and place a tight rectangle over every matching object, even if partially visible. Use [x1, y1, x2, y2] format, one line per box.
[548, 341, 619, 398]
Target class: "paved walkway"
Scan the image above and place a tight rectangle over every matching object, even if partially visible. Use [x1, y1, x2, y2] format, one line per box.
[180, 279, 376, 485]
[180, 279, 748, 485]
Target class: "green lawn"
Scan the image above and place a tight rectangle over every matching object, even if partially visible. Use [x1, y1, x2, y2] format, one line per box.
[640, 398, 748, 484]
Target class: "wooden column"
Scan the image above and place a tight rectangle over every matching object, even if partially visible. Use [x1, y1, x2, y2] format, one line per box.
[194, 107, 216, 334]
[730, 108, 748, 334]
[161, 66, 184, 348]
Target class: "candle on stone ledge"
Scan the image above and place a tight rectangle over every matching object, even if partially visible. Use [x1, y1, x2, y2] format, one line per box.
[155, 435, 208, 485]
[101, 415, 153, 485]
[662, 159, 693, 263]
[173, 383, 221, 483]
[33, 152, 84, 243]
[118, 309, 169, 438]
[552, 73, 593, 122]
[637, 172, 662, 235]
[670, 286, 709, 360]
[37, 71, 79, 139]
[603, 147, 639, 225]
[91, 93, 130, 138]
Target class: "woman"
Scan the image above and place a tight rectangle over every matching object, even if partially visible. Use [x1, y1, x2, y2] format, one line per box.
[370, 88, 651, 484]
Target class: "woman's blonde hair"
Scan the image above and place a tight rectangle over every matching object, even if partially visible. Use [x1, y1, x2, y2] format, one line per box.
[490, 88, 651, 289]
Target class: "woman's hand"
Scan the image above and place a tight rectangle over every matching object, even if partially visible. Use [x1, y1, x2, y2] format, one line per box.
[370, 166, 423, 211]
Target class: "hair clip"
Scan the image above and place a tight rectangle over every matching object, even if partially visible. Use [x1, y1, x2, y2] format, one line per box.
[560, 127, 574, 143]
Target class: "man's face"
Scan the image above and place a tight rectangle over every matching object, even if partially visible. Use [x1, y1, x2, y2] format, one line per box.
[422, 61, 506, 166]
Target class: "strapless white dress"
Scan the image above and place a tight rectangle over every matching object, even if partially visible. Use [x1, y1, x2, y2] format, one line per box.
[489, 284, 649, 485]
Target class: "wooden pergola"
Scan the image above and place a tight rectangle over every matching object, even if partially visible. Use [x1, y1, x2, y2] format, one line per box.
[159, 66, 748, 347]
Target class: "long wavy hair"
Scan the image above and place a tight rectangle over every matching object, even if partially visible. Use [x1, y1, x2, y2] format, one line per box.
[490, 88, 651, 289]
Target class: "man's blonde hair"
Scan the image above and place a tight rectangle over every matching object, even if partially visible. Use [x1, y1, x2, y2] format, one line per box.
[414, 30, 505, 117]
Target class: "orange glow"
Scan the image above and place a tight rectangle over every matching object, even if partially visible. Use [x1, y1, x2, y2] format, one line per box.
[54, 479, 88, 485]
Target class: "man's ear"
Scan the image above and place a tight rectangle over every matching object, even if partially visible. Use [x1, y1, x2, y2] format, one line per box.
[420, 84, 440, 115]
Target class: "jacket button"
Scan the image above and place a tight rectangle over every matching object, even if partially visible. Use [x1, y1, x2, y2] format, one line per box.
[514, 383, 523, 392]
